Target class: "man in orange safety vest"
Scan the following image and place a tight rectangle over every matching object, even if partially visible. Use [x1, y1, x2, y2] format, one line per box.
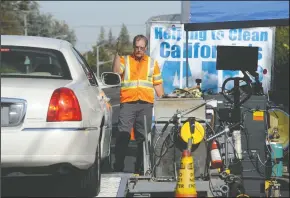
[112, 34, 164, 174]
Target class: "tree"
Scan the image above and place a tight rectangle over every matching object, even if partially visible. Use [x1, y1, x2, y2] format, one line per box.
[108, 28, 114, 46]
[50, 20, 77, 45]
[98, 26, 106, 44]
[118, 24, 132, 55]
[84, 23, 134, 74]
[0, 1, 77, 45]
[30, 13, 54, 37]
[118, 24, 130, 45]
[275, 26, 289, 67]
[28, 13, 77, 45]
[273, 26, 289, 94]
[84, 50, 97, 70]
[15, 0, 39, 11]
[1, 1, 23, 35]
[13, 1, 41, 36]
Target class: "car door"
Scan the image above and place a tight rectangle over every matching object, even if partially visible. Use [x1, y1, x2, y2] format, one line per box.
[72, 48, 111, 159]
[96, 76, 113, 130]
[71, 48, 105, 123]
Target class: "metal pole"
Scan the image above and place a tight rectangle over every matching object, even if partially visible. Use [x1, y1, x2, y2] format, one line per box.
[85, 53, 88, 62]
[143, 115, 151, 175]
[23, 12, 28, 36]
[270, 27, 276, 91]
[186, 30, 189, 87]
[96, 45, 99, 79]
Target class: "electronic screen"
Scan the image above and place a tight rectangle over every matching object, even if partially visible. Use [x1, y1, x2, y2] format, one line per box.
[216, 45, 259, 72]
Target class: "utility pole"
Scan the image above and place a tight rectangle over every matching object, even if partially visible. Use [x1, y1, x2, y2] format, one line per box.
[21, 10, 31, 36]
[96, 42, 113, 79]
[23, 12, 28, 36]
[7, 10, 39, 36]
[85, 53, 89, 61]
[96, 41, 100, 79]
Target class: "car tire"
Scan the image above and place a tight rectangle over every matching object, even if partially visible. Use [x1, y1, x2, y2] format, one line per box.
[72, 142, 101, 197]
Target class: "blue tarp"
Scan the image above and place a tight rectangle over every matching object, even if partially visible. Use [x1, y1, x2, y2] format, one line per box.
[189, 1, 289, 24]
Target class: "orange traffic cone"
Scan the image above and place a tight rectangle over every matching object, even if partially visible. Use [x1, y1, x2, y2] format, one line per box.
[130, 128, 135, 141]
[175, 149, 197, 197]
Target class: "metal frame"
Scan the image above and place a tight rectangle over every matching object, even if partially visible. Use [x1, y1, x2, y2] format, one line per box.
[123, 176, 225, 197]
[143, 115, 151, 175]
[270, 27, 276, 91]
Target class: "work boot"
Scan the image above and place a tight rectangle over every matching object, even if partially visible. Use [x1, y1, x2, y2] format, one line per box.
[134, 142, 144, 175]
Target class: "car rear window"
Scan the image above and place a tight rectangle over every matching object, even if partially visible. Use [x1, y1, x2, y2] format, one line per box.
[0, 46, 72, 80]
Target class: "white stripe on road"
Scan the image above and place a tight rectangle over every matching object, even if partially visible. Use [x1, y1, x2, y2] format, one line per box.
[112, 104, 120, 107]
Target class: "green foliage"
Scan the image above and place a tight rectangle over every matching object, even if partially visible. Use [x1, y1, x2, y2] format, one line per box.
[118, 24, 130, 46]
[84, 24, 134, 75]
[273, 26, 289, 93]
[108, 28, 114, 47]
[1, 1, 76, 45]
[274, 26, 289, 67]
[1, 1, 23, 35]
[98, 26, 106, 44]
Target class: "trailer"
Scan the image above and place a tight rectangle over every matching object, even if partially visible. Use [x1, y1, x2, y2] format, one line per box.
[97, 94, 289, 197]
[98, 97, 228, 197]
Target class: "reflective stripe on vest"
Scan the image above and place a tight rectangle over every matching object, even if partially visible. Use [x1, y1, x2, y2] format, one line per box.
[121, 56, 155, 89]
[120, 63, 125, 72]
[123, 56, 130, 81]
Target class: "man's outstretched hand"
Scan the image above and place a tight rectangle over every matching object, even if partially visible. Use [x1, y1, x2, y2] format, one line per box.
[112, 38, 122, 73]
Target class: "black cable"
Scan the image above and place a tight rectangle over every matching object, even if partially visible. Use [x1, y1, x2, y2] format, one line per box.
[152, 128, 175, 177]
[152, 136, 168, 177]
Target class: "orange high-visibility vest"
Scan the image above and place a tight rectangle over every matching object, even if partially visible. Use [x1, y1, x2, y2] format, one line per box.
[119, 55, 163, 104]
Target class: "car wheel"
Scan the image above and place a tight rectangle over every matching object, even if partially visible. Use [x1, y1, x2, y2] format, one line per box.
[73, 142, 101, 197]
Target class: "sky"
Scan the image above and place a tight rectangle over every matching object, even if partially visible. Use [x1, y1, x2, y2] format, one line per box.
[38, 1, 181, 53]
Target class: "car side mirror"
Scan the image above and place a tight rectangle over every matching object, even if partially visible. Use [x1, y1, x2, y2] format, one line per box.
[101, 72, 121, 86]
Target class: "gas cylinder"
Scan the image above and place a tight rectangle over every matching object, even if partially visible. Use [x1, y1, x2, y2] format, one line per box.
[210, 140, 223, 169]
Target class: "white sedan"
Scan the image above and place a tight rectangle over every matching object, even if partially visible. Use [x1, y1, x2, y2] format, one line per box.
[0, 35, 118, 196]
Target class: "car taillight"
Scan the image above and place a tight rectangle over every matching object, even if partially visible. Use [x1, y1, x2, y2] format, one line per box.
[47, 87, 82, 122]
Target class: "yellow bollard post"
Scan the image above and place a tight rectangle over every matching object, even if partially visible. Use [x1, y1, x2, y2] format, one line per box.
[175, 148, 197, 197]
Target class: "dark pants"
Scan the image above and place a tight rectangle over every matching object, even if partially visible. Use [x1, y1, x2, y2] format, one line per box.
[114, 100, 153, 172]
